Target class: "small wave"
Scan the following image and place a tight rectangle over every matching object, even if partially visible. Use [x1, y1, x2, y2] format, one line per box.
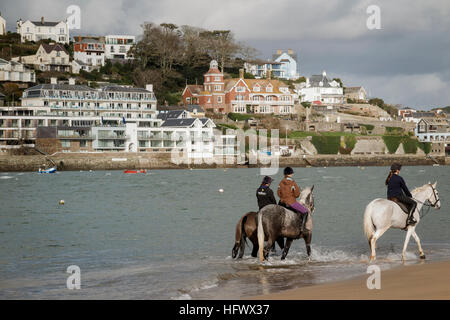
[0, 176, 13, 179]
[171, 293, 192, 300]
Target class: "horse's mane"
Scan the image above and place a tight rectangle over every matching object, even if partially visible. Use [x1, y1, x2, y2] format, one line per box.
[411, 184, 430, 194]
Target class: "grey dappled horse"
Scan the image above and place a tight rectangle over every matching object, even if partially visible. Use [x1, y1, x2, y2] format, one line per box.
[257, 186, 315, 261]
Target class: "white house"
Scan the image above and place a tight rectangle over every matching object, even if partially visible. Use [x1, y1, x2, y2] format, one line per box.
[12, 43, 71, 72]
[0, 12, 6, 35]
[272, 49, 300, 80]
[0, 58, 36, 83]
[73, 37, 105, 70]
[244, 59, 283, 79]
[16, 17, 69, 44]
[295, 70, 344, 105]
[104, 35, 135, 60]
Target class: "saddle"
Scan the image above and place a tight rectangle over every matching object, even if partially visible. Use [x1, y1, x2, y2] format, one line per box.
[388, 197, 409, 214]
[278, 201, 302, 214]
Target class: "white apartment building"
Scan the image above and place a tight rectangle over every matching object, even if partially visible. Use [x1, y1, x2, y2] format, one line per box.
[295, 71, 344, 105]
[16, 17, 69, 44]
[0, 58, 36, 83]
[104, 35, 135, 60]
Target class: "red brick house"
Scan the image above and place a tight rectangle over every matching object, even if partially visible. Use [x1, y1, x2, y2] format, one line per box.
[182, 60, 295, 114]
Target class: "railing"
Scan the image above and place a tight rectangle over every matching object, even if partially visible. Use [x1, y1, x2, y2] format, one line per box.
[57, 134, 96, 140]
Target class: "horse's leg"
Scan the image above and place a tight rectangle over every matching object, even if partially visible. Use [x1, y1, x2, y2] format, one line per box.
[370, 225, 390, 262]
[402, 227, 413, 262]
[281, 238, 294, 260]
[251, 239, 258, 258]
[263, 237, 275, 260]
[304, 232, 312, 259]
[411, 229, 425, 259]
[276, 237, 285, 250]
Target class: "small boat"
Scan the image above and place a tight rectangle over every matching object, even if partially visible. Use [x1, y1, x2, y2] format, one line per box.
[124, 169, 147, 174]
[38, 167, 57, 174]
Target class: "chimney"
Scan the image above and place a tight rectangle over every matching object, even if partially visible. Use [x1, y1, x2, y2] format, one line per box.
[239, 69, 244, 79]
[41, 16, 45, 25]
[68, 78, 75, 85]
[145, 84, 153, 92]
[50, 77, 57, 84]
[322, 70, 327, 77]
[276, 49, 282, 55]
[288, 49, 293, 55]
[267, 70, 271, 80]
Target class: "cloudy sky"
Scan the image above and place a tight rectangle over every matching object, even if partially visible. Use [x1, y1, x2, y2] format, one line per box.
[2, 0, 449, 109]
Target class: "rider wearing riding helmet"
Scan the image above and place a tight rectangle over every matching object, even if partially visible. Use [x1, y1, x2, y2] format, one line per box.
[278, 167, 309, 232]
[385, 163, 417, 226]
[256, 176, 277, 210]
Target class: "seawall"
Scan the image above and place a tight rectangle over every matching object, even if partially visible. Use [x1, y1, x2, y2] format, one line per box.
[0, 152, 446, 172]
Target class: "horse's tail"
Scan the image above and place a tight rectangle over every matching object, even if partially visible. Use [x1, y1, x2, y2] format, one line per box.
[257, 210, 265, 262]
[232, 215, 247, 258]
[363, 204, 375, 243]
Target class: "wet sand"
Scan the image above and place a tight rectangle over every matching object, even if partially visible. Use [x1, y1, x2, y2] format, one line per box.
[251, 260, 450, 300]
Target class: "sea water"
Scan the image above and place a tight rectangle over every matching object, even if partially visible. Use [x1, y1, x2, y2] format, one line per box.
[0, 166, 449, 299]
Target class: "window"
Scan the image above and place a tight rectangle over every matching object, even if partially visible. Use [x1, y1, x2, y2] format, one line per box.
[217, 96, 223, 103]
[214, 85, 221, 91]
[61, 140, 70, 148]
[253, 85, 260, 92]
[266, 85, 273, 92]
[236, 86, 245, 93]
[80, 140, 87, 148]
[214, 77, 221, 81]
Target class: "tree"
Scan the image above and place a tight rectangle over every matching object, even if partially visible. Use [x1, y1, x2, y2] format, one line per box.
[133, 22, 184, 81]
[198, 30, 240, 72]
[333, 78, 343, 87]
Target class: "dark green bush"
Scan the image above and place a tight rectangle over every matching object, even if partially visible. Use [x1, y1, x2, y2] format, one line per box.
[383, 135, 402, 154]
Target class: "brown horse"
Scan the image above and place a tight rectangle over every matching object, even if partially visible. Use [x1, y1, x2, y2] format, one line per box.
[258, 186, 315, 261]
[232, 211, 285, 259]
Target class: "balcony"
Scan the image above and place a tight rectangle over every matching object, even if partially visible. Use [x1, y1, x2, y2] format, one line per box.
[57, 134, 96, 140]
[97, 134, 128, 140]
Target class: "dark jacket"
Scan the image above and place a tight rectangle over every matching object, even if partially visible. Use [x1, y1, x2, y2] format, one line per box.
[387, 174, 412, 198]
[256, 185, 277, 210]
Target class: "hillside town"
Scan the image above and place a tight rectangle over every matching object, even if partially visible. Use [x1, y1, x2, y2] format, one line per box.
[0, 12, 449, 168]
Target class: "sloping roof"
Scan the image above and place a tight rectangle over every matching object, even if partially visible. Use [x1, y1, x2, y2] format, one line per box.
[224, 78, 290, 94]
[30, 20, 60, 27]
[187, 104, 204, 113]
[344, 86, 364, 93]
[41, 43, 69, 55]
[161, 118, 197, 127]
[185, 85, 203, 95]
[157, 110, 186, 120]
[309, 74, 332, 87]
[26, 83, 93, 92]
[101, 85, 151, 93]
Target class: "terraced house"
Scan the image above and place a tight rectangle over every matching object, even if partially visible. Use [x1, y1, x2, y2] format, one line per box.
[182, 60, 296, 114]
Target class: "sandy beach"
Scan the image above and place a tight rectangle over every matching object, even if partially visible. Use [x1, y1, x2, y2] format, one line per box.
[252, 260, 450, 300]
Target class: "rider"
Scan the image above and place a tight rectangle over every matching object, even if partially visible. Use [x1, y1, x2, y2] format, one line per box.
[277, 167, 309, 232]
[385, 163, 417, 226]
[256, 176, 277, 210]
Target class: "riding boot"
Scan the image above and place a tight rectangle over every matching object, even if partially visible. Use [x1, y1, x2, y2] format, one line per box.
[301, 213, 308, 233]
[407, 203, 417, 226]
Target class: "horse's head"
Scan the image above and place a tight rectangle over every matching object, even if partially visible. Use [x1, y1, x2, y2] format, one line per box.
[300, 185, 315, 214]
[427, 181, 440, 210]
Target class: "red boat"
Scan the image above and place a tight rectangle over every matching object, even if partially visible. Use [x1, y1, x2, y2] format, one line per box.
[124, 169, 147, 174]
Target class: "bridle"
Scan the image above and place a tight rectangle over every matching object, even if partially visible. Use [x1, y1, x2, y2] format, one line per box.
[427, 183, 440, 208]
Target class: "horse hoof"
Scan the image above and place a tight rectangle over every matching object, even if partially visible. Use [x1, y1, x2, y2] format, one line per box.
[420, 254, 426, 260]
[369, 256, 375, 262]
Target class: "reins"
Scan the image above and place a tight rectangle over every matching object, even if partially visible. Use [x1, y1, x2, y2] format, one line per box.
[412, 183, 439, 219]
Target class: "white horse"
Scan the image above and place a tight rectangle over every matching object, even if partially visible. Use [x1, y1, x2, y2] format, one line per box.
[363, 182, 440, 262]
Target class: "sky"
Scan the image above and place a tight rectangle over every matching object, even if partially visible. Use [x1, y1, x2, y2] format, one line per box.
[2, 0, 450, 109]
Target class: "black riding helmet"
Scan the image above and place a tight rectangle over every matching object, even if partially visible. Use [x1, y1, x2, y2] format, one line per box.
[284, 167, 294, 175]
[391, 163, 402, 171]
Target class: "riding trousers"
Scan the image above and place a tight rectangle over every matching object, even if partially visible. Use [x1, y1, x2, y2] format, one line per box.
[396, 194, 417, 214]
[289, 201, 309, 215]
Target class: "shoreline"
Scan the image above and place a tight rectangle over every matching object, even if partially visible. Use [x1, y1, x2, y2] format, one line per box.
[0, 153, 448, 172]
[250, 260, 450, 300]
